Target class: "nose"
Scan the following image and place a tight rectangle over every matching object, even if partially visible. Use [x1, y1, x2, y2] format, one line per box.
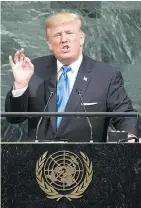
[61, 33, 68, 43]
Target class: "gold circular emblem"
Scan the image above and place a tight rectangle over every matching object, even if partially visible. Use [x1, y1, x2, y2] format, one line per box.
[44, 151, 84, 191]
[36, 151, 93, 201]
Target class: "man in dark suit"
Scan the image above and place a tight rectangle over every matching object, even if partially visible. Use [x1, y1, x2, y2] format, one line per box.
[5, 12, 138, 142]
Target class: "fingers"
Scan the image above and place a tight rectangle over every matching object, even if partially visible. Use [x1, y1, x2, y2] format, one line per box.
[128, 139, 135, 143]
[14, 50, 20, 63]
[19, 48, 25, 62]
[9, 48, 33, 70]
[20, 48, 24, 53]
[22, 57, 33, 69]
[14, 48, 25, 63]
[9, 56, 15, 68]
[26, 58, 33, 69]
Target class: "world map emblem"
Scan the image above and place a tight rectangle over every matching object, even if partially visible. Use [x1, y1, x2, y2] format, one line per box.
[36, 150, 93, 201]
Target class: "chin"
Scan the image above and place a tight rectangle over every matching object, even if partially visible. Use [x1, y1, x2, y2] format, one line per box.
[58, 55, 73, 64]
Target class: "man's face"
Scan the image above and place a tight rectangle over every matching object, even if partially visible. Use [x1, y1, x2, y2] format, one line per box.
[47, 20, 85, 64]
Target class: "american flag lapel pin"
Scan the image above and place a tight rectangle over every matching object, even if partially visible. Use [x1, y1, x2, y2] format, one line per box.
[83, 76, 88, 81]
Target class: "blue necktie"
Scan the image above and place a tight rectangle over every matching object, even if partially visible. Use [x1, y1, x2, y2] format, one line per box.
[57, 65, 71, 128]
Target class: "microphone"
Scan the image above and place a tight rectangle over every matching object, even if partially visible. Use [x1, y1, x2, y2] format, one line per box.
[35, 91, 54, 142]
[76, 89, 93, 143]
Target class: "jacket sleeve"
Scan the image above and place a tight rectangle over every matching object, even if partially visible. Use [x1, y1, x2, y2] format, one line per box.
[107, 70, 138, 137]
[5, 87, 29, 124]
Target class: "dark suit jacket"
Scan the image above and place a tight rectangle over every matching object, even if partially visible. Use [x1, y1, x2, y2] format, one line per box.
[5, 55, 138, 142]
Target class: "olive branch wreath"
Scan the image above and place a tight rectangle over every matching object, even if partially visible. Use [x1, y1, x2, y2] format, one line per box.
[36, 151, 93, 201]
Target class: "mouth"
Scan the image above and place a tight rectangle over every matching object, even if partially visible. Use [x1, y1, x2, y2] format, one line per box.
[62, 45, 70, 53]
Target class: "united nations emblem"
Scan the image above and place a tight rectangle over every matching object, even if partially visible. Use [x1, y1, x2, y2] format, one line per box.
[36, 150, 93, 201]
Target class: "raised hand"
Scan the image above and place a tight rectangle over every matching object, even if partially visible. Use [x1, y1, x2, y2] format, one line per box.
[9, 48, 34, 89]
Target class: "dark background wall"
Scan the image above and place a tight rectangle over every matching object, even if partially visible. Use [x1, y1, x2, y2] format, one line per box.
[1, 1, 141, 141]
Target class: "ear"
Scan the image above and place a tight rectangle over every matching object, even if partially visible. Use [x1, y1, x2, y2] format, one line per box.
[80, 31, 85, 46]
[46, 28, 53, 51]
[47, 40, 52, 51]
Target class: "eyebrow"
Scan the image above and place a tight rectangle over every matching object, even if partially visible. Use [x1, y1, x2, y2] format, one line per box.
[55, 30, 74, 34]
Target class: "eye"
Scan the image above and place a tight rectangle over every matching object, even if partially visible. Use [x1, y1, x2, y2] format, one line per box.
[54, 33, 61, 38]
[66, 31, 73, 35]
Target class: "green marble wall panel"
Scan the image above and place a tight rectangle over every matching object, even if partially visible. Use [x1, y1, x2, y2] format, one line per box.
[1, 1, 141, 141]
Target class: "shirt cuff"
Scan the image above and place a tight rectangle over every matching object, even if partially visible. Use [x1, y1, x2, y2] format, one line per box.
[12, 85, 28, 97]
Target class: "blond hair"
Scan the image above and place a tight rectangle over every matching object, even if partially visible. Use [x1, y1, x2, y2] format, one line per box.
[46, 12, 82, 28]
[45, 12, 82, 38]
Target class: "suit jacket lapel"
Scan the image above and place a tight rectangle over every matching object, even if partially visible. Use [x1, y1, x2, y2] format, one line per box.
[56, 55, 94, 135]
[44, 57, 57, 133]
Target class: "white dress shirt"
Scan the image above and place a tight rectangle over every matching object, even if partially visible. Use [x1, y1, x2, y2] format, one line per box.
[57, 54, 83, 94]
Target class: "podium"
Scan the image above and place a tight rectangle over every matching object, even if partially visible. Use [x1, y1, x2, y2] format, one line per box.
[1, 142, 141, 208]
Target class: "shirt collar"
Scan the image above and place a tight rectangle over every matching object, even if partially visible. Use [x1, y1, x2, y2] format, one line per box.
[57, 54, 83, 73]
